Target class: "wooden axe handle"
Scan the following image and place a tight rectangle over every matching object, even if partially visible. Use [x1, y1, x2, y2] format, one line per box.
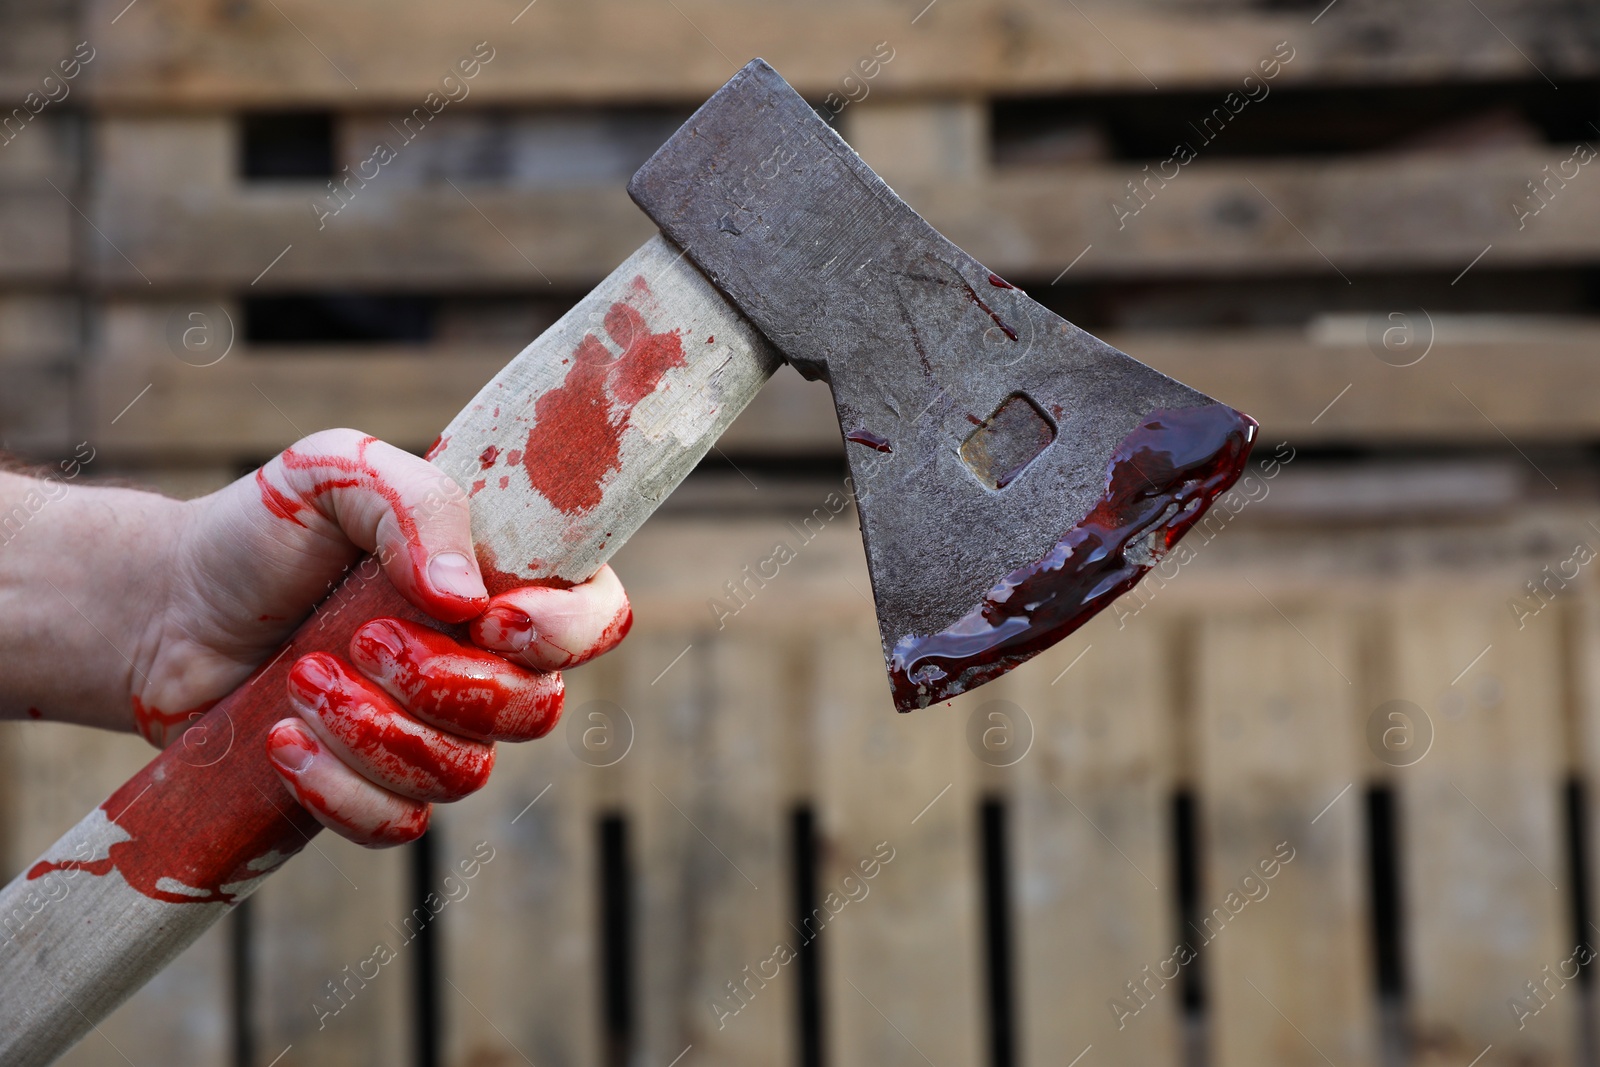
[0, 235, 782, 1065]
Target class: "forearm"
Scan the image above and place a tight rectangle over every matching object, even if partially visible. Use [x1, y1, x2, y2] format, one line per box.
[0, 469, 183, 732]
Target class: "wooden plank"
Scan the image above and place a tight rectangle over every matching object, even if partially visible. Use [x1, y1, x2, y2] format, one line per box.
[842, 99, 986, 187]
[1115, 323, 1600, 448]
[813, 618, 983, 1067]
[436, 654, 615, 1067]
[1011, 613, 1180, 1066]
[0, 721, 230, 1066]
[87, 111, 1600, 289]
[248, 834, 412, 1067]
[85, 302, 840, 462]
[620, 630, 791, 1067]
[79, 0, 1600, 106]
[1195, 608, 1373, 1067]
[1392, 585, 1576, 1066]
[86, 296, 1600, 462]
[0, 1, 78, 101]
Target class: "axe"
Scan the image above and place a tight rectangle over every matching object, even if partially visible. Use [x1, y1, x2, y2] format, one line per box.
[0, 60, 1253, 1062]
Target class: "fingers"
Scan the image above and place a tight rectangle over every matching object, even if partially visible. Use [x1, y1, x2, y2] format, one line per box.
[471, 565, 632, 671]
[265, 718, 432, 848]
[254, 428, 487, 623]
[286, 652, 496, 803]
[349, 618, 564, 742]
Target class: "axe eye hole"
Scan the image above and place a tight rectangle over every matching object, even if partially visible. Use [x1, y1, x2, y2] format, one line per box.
[960, 392, 1055, 490]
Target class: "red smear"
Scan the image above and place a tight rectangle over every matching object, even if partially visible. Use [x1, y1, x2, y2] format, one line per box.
[288, 652, 494, 801]
[498, 476, 509, 489]
[424, 435, 447, 461]
[26, 564, 430, 905]
[889, 404, 1256, 711]
[478, 444, 500, 470]
[505, 449, 523, 466]
[988, 273, 1014, 289]
[956, 276, 1019, 341]
[476, 543, 575, 597]
[470, 479, 487, 496]
[521, 281, 686, 515]
[845, 429, 893, 453]
[351, 618, 564, 742]
[266, 719, 428, 846]
[255, 469, 308, 528]
[131, 695, 217, 747]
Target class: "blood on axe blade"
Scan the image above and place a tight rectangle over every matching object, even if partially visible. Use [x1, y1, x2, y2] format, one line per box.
[630, 59, 1256, 710]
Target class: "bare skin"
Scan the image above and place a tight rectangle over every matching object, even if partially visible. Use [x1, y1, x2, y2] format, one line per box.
[0, 428, 631, 847]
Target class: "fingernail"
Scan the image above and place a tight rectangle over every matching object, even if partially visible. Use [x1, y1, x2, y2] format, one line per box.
[354, 618, 407, 660]
[267, 722, 317, 774]
[480, 603, 534, 651]
[428, 551, 487, 602]
[287, 652, 339, 706]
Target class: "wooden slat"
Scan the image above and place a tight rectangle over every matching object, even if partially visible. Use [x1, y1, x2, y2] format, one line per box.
[1011, 614, 1181, 1065]
[0, 1, 78, 100]
[1392, 586, 1575, 1066]
[87, 297, 1600, 462]
[248, 827, 412, 1067]
[0, 722, 230, 1065]
[437, 654, 614, 1067]
[89, 114, 1600, 288]
[79, 0, 1600, 106]
[634, 631, 791, 1066]
[813, 620, 983, 1067]
[1195, 608, 1373, 1067]
[86, 302, 841, 461]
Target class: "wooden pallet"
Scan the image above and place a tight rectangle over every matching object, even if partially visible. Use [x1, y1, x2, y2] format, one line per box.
[6, 500, 1594, 1066]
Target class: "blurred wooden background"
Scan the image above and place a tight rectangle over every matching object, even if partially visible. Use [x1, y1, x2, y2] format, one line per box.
[7, 0, 1600, 1064]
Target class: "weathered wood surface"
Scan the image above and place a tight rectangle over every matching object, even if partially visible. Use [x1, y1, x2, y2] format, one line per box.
[1392, 587, 1575, 1066]
[76, 306, 1600, 470]
[1011, 617, 1181, 1066]
[86, 113, 1598, 288]
[1196, 609, 1373, 1067]
[77, 0, 1600, 106]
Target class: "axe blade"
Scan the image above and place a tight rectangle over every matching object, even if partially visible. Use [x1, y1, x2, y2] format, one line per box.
[630, 59, 1256, 711]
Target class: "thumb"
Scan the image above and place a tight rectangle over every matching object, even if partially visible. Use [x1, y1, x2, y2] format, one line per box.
[255, 429, 488, 622]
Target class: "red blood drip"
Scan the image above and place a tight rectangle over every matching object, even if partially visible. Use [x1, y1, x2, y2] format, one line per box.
[288, 652, 493, 801]
[130, 695, 217, 747]
[26, 706, 41, 719]
[476, 542, 576, 596]
[707, 335, 715, 343]
[351, 618, 564, 742]
[846, 429, 894, 453]
[255, 468, 308, 527]
[521, 282, 687, 514]
[470, 479, 487, 496]
[478, 444, 500, 470]
[956, 277, 1019, 341]
[888, 404, 1257, 711]
[988, 273, 1014, 289]
[424, 435, 447, 461]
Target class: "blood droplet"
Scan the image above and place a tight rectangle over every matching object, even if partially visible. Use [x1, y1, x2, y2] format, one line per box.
[845, 429, 893, 453]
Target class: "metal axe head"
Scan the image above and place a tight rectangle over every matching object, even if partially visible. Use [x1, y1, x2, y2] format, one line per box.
[629, 60, 1257, 712]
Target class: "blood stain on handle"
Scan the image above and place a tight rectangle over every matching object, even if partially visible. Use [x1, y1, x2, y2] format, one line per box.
[888, 403, 1257, 711]
[520, 278, 687, 515]
[131, 695, 217, 747]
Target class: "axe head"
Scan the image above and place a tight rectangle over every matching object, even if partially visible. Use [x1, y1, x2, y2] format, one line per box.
[630, 60, 1256, 711]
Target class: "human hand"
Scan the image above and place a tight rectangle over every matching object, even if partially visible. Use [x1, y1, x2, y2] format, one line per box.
[144, 428, 630, 846]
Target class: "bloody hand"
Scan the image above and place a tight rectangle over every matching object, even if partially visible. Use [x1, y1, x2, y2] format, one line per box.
[152, 428, 630, 846]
